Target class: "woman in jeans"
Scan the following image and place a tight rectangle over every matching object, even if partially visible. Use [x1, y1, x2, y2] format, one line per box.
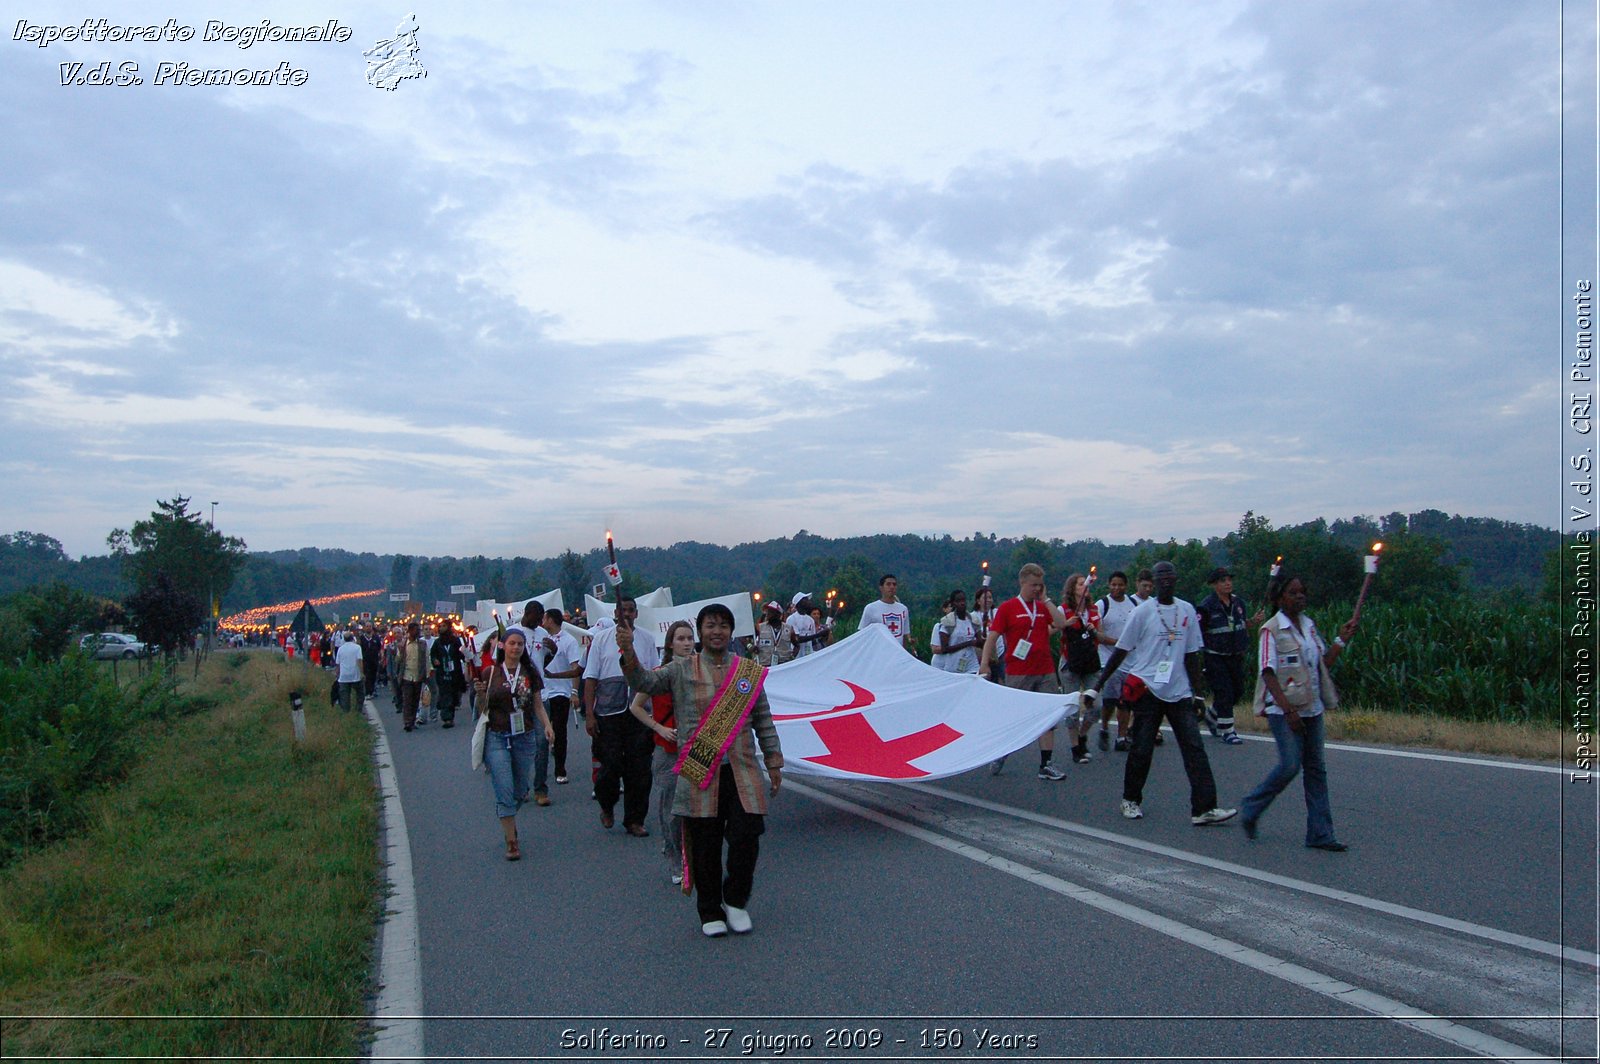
[1239, 571, 1359, 851]
[629, 620, 696, 885]
[473, 629, 554, 861]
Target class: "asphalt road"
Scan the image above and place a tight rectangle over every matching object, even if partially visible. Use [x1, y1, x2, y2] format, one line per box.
[371, 692, 1598, 1063]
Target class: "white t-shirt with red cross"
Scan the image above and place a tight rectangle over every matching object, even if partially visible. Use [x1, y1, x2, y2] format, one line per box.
[860, 599, 910, 643]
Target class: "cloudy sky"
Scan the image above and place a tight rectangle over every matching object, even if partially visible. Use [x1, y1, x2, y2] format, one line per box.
[0, 1, 1590, 560]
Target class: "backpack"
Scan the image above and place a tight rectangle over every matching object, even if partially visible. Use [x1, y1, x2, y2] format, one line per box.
[1064, 618, 1100, 675]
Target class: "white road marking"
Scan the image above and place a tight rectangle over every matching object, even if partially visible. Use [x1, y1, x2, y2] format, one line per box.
[789, 780, 1551, 1062]
[1228, 730, 1569, 775]
[905, 781, 1599, 969]
[364, 699, 424, 1062]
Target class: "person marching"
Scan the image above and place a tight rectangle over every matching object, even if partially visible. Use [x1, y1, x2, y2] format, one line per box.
[1084, 561, 1236, 825]
[618, 603, 783, 938]
[629, 620, 697, 885]
[979, 563, 1070, 780]
[1194, 566, 1259, 745]
[472, 628, 555, 861]
[1238, 571, 1359, 850]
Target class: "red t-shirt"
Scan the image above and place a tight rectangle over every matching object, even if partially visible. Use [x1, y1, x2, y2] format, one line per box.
[990, 596, 1057, 675]
[651, 692, 677, 753]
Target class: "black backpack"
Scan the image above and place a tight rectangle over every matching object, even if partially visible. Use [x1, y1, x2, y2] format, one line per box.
[1064, 620, 1099, 675]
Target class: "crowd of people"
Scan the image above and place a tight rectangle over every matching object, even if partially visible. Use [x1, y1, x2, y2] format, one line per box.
[301, 554, 1358, 937]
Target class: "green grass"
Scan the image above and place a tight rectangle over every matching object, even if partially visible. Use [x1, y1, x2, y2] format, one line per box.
[0, 655, 379, 1057]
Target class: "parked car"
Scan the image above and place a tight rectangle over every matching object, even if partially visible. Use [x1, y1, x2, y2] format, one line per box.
[79, 633, 150, 660]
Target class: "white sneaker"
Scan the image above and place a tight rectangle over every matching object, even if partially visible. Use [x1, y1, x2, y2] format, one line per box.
[1192, 807, 1238, 826]
[701, 920, 728, 937]
[723, 905, 752, 934]
[1120, 799, 1144, 819]
[670, 873, 683, 886]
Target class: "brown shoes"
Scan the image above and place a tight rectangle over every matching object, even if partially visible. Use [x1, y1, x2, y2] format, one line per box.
[599, 809, 614, 829]
[534, 793, 551, 807]
[624, 823, 649, 838]
[505, 837, 521, 861]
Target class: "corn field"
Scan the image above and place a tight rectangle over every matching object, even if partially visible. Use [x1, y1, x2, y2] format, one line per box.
[1276, 597, 1561, 723]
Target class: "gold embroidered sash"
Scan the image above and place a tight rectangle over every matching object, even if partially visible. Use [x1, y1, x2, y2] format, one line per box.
[674, 655, 768, 790]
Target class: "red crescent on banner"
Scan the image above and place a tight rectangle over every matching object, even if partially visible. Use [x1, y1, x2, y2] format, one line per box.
[770, 679, 876, 721]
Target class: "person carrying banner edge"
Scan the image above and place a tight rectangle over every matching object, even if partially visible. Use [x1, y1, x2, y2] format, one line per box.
[979, 562, 1071, 780]
[1082, 560, 1236, 826]
[617, 602, 784, 939]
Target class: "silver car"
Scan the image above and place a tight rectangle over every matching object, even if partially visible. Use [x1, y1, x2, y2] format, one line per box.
[80, 633, 150, 659]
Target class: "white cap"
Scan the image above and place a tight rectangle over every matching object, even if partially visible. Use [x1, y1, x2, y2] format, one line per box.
[791, 592, 811, 607]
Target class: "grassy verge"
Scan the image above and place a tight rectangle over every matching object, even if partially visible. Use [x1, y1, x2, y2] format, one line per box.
[1230, 704, 1574, 764]
[0, 653, 379, 1057]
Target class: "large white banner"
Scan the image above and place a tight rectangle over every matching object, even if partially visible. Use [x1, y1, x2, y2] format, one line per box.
[584, 587, 674, 625]
[635, 592, 757, 641]
[768, 625, 1077, 780]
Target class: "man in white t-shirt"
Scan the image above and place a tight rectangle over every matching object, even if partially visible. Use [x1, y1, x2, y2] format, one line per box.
[786, 593, 823, 658]
[1093, 571, 1138, 752]
[859, 574, 911, 651]
[583, 595, 659, 834]
[539, 607, 584, 786]
[333, 630, 366, 714]
[1085, 561, 1235, 826]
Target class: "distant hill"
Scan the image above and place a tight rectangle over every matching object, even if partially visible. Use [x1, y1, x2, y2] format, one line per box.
[0, 511, 1559, 612]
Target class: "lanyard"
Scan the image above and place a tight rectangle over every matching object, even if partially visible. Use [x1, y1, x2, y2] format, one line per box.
[1015, 597, 1039, 627]
[501, 663, 523, 692]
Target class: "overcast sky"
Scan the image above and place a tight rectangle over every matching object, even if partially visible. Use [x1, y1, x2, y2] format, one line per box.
[0, 1, 1589, 560]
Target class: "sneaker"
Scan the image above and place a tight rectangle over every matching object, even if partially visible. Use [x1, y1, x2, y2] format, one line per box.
[1120, 799, 1143, 819]
[1113, 737, 1130, 752]
[1192, 807, 1238, 826]
[1220, 731, 1244, 745]
[723, 905, 753, 934]
[1097, 728, 1109, 752]
[1037, 763, 1066, 781]
[555, 775, 569, 785]
[1071, 745, 1091, 764]
[670, 872, 683, 886]
[701, 920, 729, 938]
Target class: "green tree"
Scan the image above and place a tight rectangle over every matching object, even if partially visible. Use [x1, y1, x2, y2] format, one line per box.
[389, 554, 413, 592]
[108, 497, 247, 615]
[125, 572, 203, 656]
[1126, 538, 1216, 604]
[556, 550, 588, 611]
[0, 583, 119, 662]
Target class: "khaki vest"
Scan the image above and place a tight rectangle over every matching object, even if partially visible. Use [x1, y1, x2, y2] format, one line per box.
[1252, 616, 1339, 715]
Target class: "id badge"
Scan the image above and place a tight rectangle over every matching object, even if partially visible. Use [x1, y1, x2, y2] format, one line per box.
[1154, 660, 1174, 684]
[509, 705, 526, 736]
[1011, 637, 1032, 660]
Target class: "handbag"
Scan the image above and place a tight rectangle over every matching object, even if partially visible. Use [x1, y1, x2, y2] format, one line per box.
[470, 713, 488, 771]
[420, 684, 433, 709]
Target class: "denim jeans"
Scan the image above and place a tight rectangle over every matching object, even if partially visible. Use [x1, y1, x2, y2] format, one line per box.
[1240, 712, 1336, 845]
[484, 729, 537, 819]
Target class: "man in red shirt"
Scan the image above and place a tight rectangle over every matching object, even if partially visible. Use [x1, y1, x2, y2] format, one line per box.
[979, 562, 1069, 779]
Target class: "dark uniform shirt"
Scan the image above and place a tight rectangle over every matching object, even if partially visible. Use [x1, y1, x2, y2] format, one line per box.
[1195, 592, 1250, 656]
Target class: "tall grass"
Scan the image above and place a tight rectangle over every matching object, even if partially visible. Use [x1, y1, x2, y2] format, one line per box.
[0, 653, 379, 1057]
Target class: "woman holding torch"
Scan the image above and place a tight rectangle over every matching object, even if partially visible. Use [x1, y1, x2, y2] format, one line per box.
[1238, 571, 1359, 851]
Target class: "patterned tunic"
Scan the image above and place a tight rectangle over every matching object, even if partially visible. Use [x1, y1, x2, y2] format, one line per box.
[623, 651, 783, 817]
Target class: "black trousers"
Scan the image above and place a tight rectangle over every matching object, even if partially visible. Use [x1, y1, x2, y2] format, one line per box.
[594, 711, 654, 827]
[1203, 653, 1245, 729]
[1122, 692, 1220, 816]
[684, 763, 766, 923]
[436, 678, 462, 724]
[546, 696, 572, 776]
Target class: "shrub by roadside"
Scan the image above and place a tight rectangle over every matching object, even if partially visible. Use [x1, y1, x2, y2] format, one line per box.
[0, 654, 379, 1057]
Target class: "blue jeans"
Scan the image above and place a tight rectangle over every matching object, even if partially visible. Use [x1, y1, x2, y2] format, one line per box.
[1240, 713, 1336, 845]
[484, 729, 537, 819]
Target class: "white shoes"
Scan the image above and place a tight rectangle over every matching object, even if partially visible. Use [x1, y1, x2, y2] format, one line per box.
[723, 905, 753, 934]
[1120, 799, 1144, 819]
[1192, 807, 1238, 826]
[701, 920, 728, 937]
